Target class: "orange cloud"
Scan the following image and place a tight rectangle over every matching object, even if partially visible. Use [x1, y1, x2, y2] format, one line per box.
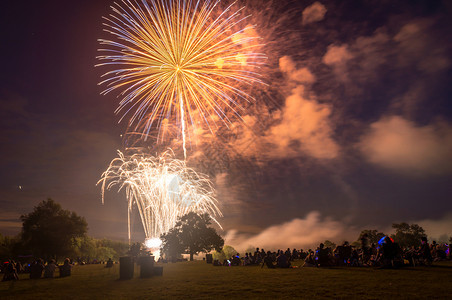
[267, 86, 339, 159]
[302, 2, 327, 25]
[225, 211, 357, 251]
[279, 56, 316, 83]
[358, 116, 452, 175]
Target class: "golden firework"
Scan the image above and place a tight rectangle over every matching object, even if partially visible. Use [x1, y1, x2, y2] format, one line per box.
[97, 0, 266, 146]
[98, 149, 222, 242]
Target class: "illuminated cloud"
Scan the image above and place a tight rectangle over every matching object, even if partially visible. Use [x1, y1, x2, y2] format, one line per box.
[279, 56, 315, 83]
[225, 211, 357, 251]
[267, 86, 339, 159]
[394, 20, 451, 73]
[323, 44, 353, 66]
[323, 31, 389, 85]
[302, 2, 327, 25]
[358, 116, 452, 175]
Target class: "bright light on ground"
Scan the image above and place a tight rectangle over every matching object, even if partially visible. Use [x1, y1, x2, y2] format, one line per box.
[145, 238, 162, 249]
[144, 238, 162, 260]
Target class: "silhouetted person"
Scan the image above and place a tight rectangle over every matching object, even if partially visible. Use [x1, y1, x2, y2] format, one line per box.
[276, 252, 291, 268]
[2, 261, 19, 281]
[30, 259, 45, 279]
[316, 243, 330, 267]
[262, 251, 275, 268]
[378, 237, 399, 268]
[15, 261, 23, 274]
[59, 258, 72, 277]
[419, 237, 432, 264]
[360, 233, 371, 264]
[44, 260, 57, 278]
[303, 251, 316, 267]
[106, 258, 114, 268]
[335, 241, 352, 266]
[231, 253, 241, 266]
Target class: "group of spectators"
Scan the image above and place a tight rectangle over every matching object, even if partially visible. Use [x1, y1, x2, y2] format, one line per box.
[213, 248, 297, 268]
[213, 236, 451, 269]
[1, 258, 72, 281]
[308, 236, 450, 268]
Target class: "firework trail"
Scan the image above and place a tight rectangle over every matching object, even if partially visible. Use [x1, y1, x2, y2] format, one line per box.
[97, 0, 266, 152]
[98, 150, 222, 242]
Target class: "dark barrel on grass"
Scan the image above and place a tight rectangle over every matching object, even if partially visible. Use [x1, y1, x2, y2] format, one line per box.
[206, 254, 213, 263]
[119, 256, 134, 280]
[153, 266, 163, 276]
[139, 256, 154, 278]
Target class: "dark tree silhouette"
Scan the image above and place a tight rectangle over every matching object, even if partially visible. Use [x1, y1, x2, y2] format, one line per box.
[160, 212, 224, 261]
[20, 198, 87, 259]
[358, 229, 387, 245]
[391, 223, 426, 248]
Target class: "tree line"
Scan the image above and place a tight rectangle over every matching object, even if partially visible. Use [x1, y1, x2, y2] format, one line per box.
[0, 199, 129, 262]
[2, 198, 448, 263]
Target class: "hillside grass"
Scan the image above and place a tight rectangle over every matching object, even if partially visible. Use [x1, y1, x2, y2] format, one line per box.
[1, 260, 451, 299]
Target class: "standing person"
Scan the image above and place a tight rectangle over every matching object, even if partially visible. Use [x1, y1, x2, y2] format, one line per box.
[2, 261, 19, 281]
[360, 233, 371, 265]
[15, 261, 23, 274]
[419, 237, 432, 265]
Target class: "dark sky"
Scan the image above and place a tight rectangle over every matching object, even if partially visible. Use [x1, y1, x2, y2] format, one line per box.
[1, 0, 451, 249]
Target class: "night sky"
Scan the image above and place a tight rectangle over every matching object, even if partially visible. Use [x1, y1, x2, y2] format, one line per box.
[1, 0, 451, 250]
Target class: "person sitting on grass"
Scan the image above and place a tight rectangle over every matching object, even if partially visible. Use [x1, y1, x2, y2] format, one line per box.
[334, 241, 352, 266]
[30, 259, 45, 279]
[106, 258, 114, 268]
[303, 250, 316, 267]
[231, 253, 241, 266]
[59, 258, 73, 277]
[44, 259, 57, 278]
[316, 243, 331, 267]
[276, 251, 291, 268]
[262, 251, 276, 268]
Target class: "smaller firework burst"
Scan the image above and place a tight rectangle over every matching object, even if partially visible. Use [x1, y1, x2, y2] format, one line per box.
[98, 149, 222, 242]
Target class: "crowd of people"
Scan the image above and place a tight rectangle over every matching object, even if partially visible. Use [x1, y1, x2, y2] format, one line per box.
[1, 258, 73, 281]
[213, 237, 451, 269]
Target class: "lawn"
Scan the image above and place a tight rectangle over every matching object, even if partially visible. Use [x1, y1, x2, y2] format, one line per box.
[1, 260, 451, 299]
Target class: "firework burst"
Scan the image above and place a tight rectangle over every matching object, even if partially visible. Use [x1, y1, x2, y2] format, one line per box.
[98, 149, 222, 241]
[98, 0, 266, 147]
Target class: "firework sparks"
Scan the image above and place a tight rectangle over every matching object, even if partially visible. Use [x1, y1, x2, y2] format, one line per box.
[98, 149, 222, 241]
[97, 0, 266, 149]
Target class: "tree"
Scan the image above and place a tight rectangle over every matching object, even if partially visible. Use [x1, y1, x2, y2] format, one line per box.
[160, 212, 224, 261]
[391, 222, 426, 248]
[358, 229, 387, 245]
[0, 234, 18, 260]
[212, 245, 237, 262]
[323, 240, 336, 249]
[74, 237, 129, 262]
[20, 198, 88, 259]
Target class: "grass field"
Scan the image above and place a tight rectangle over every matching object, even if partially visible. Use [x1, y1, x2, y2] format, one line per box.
[1, 260, 451, 299]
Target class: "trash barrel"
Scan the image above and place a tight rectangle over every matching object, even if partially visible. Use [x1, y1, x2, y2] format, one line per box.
[153, 266, 163, 276]
[206, 254, 213, 264]
[139, 256, 154, 278]
[119, 256, 134, 280]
